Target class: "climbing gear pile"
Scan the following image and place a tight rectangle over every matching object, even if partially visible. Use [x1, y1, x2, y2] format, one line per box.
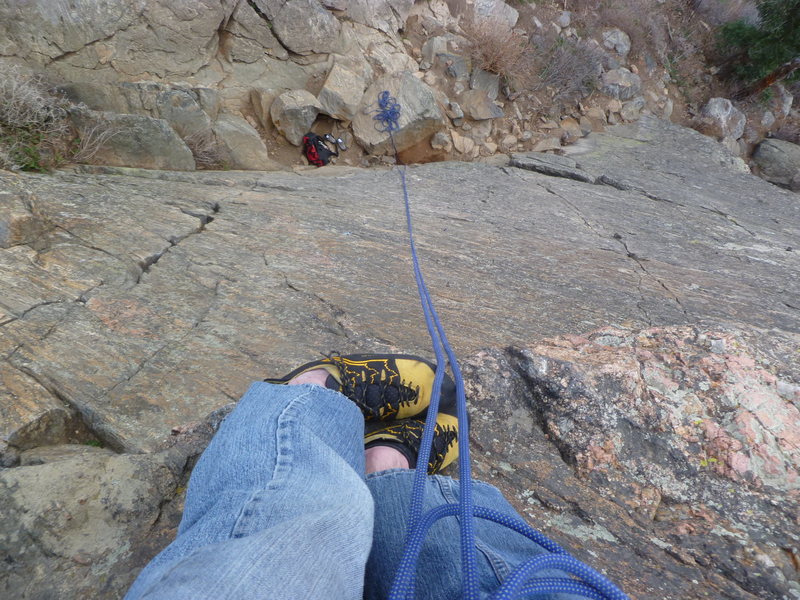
[302, 132, 347, 166]
[373, 90, 630, 600]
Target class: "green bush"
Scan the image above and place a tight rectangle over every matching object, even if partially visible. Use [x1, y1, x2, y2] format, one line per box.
[718, 0, 800, 82]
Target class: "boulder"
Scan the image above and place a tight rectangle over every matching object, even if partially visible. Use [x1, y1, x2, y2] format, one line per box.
[532, 137, 562, 152]
[255, 0, 341, 55]
[699, 98, 746, 141]
[470, 68, 500, 101]
[471, 0, 519, 28]
[420, 35, 450, 70]
[69, 109, 196, 171]
[318, 64, 366, 122]
[602, 28, 631, 57]
[270, 90, 323, 146]
[619, 96, 645, 122]
[447, 101, 465, 126]
[250, 87, 285, 130]
[752, 138, 800, 191]
[430, 131, 452, 152]
[600, 68, 641, 101]
[459, 89, 504, 120]
[212, 114, 278, 171]
[352, 71, 445, 155]
[451, 130, 476, 154]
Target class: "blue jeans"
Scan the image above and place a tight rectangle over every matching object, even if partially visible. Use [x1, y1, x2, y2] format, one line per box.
[125, 383, 576, 600]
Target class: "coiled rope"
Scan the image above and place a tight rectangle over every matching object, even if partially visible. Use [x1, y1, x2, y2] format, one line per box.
[374, 90, 629, 600]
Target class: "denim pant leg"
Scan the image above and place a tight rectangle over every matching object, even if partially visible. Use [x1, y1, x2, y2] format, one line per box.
[125, 382, 374, 600]
[365, 470, 584, 600]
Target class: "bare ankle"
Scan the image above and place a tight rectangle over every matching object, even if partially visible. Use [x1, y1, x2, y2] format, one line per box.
[287, 368, 330, 387]
[365, 445, 410, 474]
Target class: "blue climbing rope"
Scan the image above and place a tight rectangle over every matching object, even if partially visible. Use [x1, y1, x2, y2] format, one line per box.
[374, 91, 629, 600]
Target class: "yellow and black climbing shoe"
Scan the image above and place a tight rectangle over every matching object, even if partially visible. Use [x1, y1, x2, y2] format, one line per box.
[365, 416, 459, 474]
[265, 353, 457, 422]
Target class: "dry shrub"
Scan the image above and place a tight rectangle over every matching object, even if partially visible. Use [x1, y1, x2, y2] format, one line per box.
[71, 121, 122, 164]
[0, 64, 71, 171]
[532, 35, 604, 102]
[461, 17, 533, 87]
[182, 129, 225, 169]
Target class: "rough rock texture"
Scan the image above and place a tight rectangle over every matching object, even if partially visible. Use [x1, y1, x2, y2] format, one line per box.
[0, 0, 323, 108]
[353, 71, 445, 154]
[602, 28, 631, 57]
[600, 68, 642, 101]
[270, 89, 323, 146]
[338, 0, 415, 34]
[459, 89, 504, 120]
[471, 0, 518, 28]
[464, 327, 800, 600]
[1, 116, 799, 598]
[0, 189, 46, 249]
[700, 98, 747, 141]
[0, 407, 232, 599]
[224, 0, 289, 62]
[318, 63, 365, 122]
[752, 138, 800, 191]
[70, 109, 196, 171]
[212, 114, 278, 170]
[58, 82, 220, 135]
[252, 0, 341, 55]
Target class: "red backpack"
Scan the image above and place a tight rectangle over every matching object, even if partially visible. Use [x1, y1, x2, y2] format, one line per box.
[302, 132, 338, 167]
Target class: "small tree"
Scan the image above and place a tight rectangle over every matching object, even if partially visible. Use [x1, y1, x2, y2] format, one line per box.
[718, 0, 800, 89]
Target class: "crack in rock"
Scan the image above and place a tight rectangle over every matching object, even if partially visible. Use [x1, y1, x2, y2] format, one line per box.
[7, 359, 118, 452]
[612, 233, 689, 319]
[541, 183, 656, 325]
[699, 205, 756, 237]
[281, 274, 354, 340]
[135, 203, 220, 284]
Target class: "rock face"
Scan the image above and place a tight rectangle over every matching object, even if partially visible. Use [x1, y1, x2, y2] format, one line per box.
[261, 0, 342, 55]
[1, 116, 799, 598]
[70, 109, 196, 171]
[464, 326, 800, 600]
[353, 71, 445, 154]
[0, 407, 231, 599]
[752, 138, 800, 191]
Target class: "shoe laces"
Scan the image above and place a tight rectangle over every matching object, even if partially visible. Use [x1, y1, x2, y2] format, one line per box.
[328, 354, 419, 420]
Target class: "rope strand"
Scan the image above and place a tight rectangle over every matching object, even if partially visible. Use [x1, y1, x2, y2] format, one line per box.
[378, 91, 629, 600]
